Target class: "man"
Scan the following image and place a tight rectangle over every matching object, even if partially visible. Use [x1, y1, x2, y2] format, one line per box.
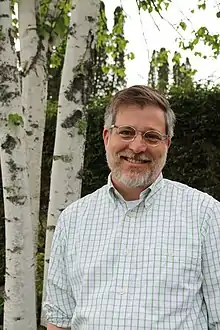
[44, 85, 220, 329]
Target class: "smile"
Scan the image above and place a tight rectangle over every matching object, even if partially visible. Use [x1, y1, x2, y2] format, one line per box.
[121, 156, 150, 164]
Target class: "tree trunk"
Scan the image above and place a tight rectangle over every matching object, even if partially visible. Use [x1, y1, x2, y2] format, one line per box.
[41, 0, 99, 326]
[18, 0, 48, 255]
[0, 1, 37, 329]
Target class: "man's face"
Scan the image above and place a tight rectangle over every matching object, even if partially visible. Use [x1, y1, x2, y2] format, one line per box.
[103, 104, 171, 189]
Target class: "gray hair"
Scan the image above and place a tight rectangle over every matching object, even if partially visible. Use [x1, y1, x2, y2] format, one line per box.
[104, 85, 176, 137]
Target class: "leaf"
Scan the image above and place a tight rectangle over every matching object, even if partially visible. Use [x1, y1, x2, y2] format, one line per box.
[217, 12, 220, 18]
[8, 113, 24, 126]
[179, 21, 187, 31]
[194, 51, 202, 57]
[198, 2, 206, 10]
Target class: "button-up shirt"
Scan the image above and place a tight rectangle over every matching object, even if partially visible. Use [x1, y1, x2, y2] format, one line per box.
[43, 174, 220, 329]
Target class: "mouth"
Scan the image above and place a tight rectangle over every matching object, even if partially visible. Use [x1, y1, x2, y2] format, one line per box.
[121, 156, 151, 164]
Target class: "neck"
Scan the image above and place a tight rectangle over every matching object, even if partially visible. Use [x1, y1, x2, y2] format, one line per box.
[112, 178, 149, 201]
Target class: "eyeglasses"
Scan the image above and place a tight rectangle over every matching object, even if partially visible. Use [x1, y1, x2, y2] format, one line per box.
[110, 125, 168, 147]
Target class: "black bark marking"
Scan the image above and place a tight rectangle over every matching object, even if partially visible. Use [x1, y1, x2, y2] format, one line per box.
[64, 73, 84, 103]
[47, 225, 55, 231]
[30, 123, 39, 128]
[61, 110, 82, 128]
[7, 246, 22, 253]
[53, 155, 73, 162]
[1, 135, 17, 154]
[26, 130, 33, 136]
[86, 16, 96, 23]
[76, 167, 84, 179]
[69, 23, 77, 37]
[6, 195, 27, 205]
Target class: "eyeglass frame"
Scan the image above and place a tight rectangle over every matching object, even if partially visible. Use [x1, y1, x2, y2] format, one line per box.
[110, 124, 169, 147]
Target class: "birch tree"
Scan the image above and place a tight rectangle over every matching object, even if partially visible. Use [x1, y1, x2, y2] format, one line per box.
[18, 0, 68, 254]
[0, 1, 36, 329]
[18, 0, 48, 254]
[42, 0, 100, 325]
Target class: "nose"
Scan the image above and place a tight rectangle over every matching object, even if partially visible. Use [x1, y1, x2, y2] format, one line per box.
[128, 134, 148, 153]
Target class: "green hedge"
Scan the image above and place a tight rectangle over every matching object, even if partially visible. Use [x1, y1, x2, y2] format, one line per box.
[0, 84, 220, 325]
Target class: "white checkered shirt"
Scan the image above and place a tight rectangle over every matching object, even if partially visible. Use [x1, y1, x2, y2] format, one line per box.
[43, 174, 220, 329]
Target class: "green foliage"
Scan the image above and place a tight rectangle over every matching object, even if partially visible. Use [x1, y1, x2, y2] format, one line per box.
[179, 20, 187, 31]
[137, 0, 171, 13]
[137, 0, 220, 58]
[165, 84, 220, 198]
[76, 119, 87, 136]
[38, 0, 71, 43]
[48, 1, 131, 100]
[8, 113, 24, 126]
[148, 49, 195, 92]
[182, 27, 220, 59]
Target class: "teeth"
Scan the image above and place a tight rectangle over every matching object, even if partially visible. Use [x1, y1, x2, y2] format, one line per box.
[126, 158, 145, 164]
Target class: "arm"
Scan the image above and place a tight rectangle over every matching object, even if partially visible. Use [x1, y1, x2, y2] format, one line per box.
[43, 210, 76, 328]
[202, 200, 220, 329]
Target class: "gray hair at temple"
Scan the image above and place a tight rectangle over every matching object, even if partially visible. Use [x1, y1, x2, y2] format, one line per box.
[104, 85, 176, 138]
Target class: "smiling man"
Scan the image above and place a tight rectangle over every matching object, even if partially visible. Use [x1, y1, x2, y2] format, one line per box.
[44, 85, 220, 330]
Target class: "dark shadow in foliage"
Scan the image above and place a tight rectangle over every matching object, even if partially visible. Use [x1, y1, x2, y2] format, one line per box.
[164, 84, 220, 200]
[81, 96, 110, 197]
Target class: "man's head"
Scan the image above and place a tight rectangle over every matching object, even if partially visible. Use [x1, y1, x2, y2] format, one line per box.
[103, 85, 176, 191]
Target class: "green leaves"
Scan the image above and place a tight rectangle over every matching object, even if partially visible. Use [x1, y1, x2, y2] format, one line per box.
[39, 0, 71, 41]
[8, 113, 24, 126]
[179, 21, 187, 31]
[197, 0, 206, 10]
[137, 0, 171, 13]
[136, 0, 219, 59]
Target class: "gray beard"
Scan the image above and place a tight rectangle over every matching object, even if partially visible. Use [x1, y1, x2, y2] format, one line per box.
[111, 167, 153, 188]
[106, 151, 167, 188]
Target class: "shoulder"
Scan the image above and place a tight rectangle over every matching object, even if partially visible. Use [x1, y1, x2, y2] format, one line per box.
[162, 178, 219, 211]
[59, 184, 109, 221]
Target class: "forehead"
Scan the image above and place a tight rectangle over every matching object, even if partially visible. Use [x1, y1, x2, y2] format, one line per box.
[115, 104, 166, 132]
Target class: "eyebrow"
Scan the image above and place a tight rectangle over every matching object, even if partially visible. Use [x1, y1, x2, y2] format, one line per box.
[117, 125, 164, 133]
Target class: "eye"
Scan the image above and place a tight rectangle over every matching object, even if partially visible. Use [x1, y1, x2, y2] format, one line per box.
[144, 132, 162, 142]
[118, 126, 135, 138]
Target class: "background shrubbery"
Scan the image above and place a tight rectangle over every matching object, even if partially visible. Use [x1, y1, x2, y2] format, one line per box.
[0, 84, 220, 326]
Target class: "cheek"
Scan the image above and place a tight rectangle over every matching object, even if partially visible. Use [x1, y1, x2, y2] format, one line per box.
[149, 146, 167, 161]
[107, 140, 128, 153]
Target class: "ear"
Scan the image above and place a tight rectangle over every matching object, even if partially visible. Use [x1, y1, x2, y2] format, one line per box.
[103, 128, 110, 149]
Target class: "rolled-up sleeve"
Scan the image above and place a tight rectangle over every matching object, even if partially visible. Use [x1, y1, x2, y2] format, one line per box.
[202, 200, 220, 329]
[43, 211, 76, 328]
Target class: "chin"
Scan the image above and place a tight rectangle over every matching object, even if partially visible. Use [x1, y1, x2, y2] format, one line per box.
[117, 172, 153, 188]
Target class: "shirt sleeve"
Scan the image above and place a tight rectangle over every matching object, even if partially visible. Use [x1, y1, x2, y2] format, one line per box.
[202, 200, 220, 329]
[43, 210, 76, 328]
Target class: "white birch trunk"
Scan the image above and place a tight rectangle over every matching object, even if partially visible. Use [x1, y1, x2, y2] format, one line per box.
[41, 0, 100, 325]
[18, 0, 48, 255]
[0, 1, 36, 329]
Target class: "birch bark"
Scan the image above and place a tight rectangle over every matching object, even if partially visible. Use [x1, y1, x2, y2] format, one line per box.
[0, 1, 36, 329]
[18, 0, 48, 254]
[41, 0, 100, 325]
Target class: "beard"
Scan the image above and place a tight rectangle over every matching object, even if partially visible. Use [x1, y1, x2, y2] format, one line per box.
[106, 149, 167, 188]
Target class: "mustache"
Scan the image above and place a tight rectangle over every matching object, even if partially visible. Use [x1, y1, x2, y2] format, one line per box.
[118, 151, 152, 162]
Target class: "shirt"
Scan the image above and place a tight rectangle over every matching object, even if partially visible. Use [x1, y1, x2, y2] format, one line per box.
[43, 174, 220, 329]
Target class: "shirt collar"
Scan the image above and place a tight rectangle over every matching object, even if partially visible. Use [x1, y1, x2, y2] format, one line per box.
[107, 173, 164, 203]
